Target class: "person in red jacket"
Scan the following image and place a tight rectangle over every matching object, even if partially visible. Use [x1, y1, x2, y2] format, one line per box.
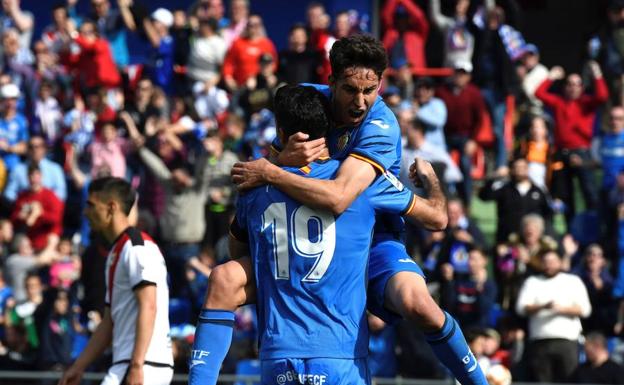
[382, 0, 429, 72]
[436, 60, 488, 205]
[535, 61, 609, 225]
[11, 164, 64, 253]
[222, 14, 277, 91]
[62, 20, 121, 91]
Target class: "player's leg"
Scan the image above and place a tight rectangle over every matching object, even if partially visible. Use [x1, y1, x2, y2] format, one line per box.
[189, 257, 256, 385]
[367, 239, 487, 385]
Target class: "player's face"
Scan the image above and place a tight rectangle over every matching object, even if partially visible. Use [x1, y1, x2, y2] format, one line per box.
[330, 67, 380, 127]
[84, 193, 111, 233]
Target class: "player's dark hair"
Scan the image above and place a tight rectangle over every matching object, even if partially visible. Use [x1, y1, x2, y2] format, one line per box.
[274, 85, 331, 141]
[88, 177, 136, 216]
[329, 34, 388, 80]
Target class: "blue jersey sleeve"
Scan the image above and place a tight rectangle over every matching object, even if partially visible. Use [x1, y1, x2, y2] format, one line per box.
[367, 171, 416, 215]
[350, 99, 400, 173]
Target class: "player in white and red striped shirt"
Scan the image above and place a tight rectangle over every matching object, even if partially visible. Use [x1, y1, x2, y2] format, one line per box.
[59, 177, 173, 385]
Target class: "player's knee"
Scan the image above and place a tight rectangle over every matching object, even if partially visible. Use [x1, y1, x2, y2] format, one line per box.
[391, 274, 444, 331]
[204, 263, 247, 310]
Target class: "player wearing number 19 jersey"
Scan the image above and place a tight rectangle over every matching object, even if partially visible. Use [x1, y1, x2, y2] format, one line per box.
[229, 85, 417, 385]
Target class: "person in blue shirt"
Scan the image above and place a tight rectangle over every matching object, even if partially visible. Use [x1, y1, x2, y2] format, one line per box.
[229, 35, 487, 385]
[0, 83, 28, 172]
[189, 84, 445, 385]
[4, 135, 67, 202]
[143, 8, 175, 95]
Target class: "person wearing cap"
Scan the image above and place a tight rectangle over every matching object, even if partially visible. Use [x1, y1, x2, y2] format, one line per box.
[436, 61, 487, 205]
[0, 83, 28, 172]
[517, 43, 548, 117]
[415, 76, 448, 152]
[142, 8, 175, 94]
[222, 14, 277, 92]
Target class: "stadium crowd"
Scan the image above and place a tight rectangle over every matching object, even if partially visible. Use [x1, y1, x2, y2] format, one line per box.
[0, 0, 623, 383]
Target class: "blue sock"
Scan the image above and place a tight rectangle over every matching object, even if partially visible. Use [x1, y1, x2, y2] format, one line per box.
[425, 312, 488, 385]
[188, 309, 235, 385]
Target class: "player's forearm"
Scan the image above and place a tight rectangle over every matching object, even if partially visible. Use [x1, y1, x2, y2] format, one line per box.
[406, 178, 447, 230]
[131, 287, 157, 367]
[266, 166, 350, 214]
[74, 310, 113, 370]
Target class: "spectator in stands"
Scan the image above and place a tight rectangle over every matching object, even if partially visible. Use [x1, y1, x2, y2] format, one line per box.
[187, 17, 226, 85]
[440, 247, 497, 329]
[4, 135, 66, 202]
[223, 0, 249, 48]
[381, 0, 429, 71]
[479, 157, 553, 243]
[535, 62, 608, 225]
[429, 0, 474, 67]
[278, 23, 320, 85]
[516, 250, 592, 382]
[11, 164, 64, 253]
[516, 43, 548, 119]
[399, 115, 462, 194]
[573, 331, 624, 384]
[577, 244, 618, 336]
[90, 0, 135, 68]
[597, 0, 624, 106]
[5, 272, 43, 349]
[0, 266, 12, 331]
[123, 77, 160, 133]
[0, 323, 37, 370]
[435, 197, 487, 279]
[32, 80, 63, 145]
[0, 83, 27, 172]
[132, 130, 212, 297]
[436, 61, 487, 204]
[30, 40, 71, 105]
[471, 5, 517, 175]
[2, 27, 33, 71]
[0, 0, 33, 50]
[495, 214, 557, 311]
[89, 122, 129, 179]
[599, 106, 624, 238]
[415, 76, 448, 151]
[42, 3, 71, 55]
[306, 2, 334, 84]
[3, 234, 38, 303]
[36, 288, 75, 371]
[142, 8, 175, 95]
[62, 20, 122, 91]
[333, 10, 355, 40]
[201, 131, 238, 247]
[191, 0, 228, 30]
[517, 116, 550, 189]
[222, 14, 277, 91]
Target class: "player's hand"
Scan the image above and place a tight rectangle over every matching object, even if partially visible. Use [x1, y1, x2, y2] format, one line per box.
[409, 158, 436, 189]
[231, 158, 274, 191]
[58, 365, 83, 385]
[124, 365, 144, 385]
[549, 66, 565, 81]
[277, 132, 326, 167]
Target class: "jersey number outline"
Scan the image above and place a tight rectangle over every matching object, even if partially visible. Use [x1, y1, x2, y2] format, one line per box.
[261, 202, 336, 282]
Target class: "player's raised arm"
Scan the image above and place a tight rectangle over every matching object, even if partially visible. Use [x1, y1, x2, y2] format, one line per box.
[233, 152, 378, 215]
[404, 158, 448, 231]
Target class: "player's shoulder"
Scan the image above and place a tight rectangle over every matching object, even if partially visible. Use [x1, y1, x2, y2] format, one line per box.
[118, 227, 157, 254]
[363, 97, 398, 130]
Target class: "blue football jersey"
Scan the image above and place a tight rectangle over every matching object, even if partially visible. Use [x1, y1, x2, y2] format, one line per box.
[304, 84, 405, 236]
[234, 159, 415, 360]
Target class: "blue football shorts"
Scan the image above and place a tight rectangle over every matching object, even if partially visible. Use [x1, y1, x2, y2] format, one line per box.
[367, 235, 425, 324]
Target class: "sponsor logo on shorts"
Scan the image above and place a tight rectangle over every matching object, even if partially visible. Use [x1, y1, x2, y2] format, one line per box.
[276, 370, 327, 385]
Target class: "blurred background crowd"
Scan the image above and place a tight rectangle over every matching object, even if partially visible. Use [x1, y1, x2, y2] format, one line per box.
[0, 0, 623, 383]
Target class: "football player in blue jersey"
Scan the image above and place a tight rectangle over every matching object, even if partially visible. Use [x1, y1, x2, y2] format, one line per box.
[191, 34, 487, 385]
[232, 84, 426, 384]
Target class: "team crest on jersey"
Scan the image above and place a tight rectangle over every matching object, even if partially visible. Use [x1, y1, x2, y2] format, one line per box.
[337, 133, 350, 152]
[383, 171, 404, 191]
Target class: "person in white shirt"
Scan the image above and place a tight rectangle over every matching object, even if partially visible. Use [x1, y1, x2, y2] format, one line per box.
[516, 250, 591, 383]
[59, 177, 173, 385]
